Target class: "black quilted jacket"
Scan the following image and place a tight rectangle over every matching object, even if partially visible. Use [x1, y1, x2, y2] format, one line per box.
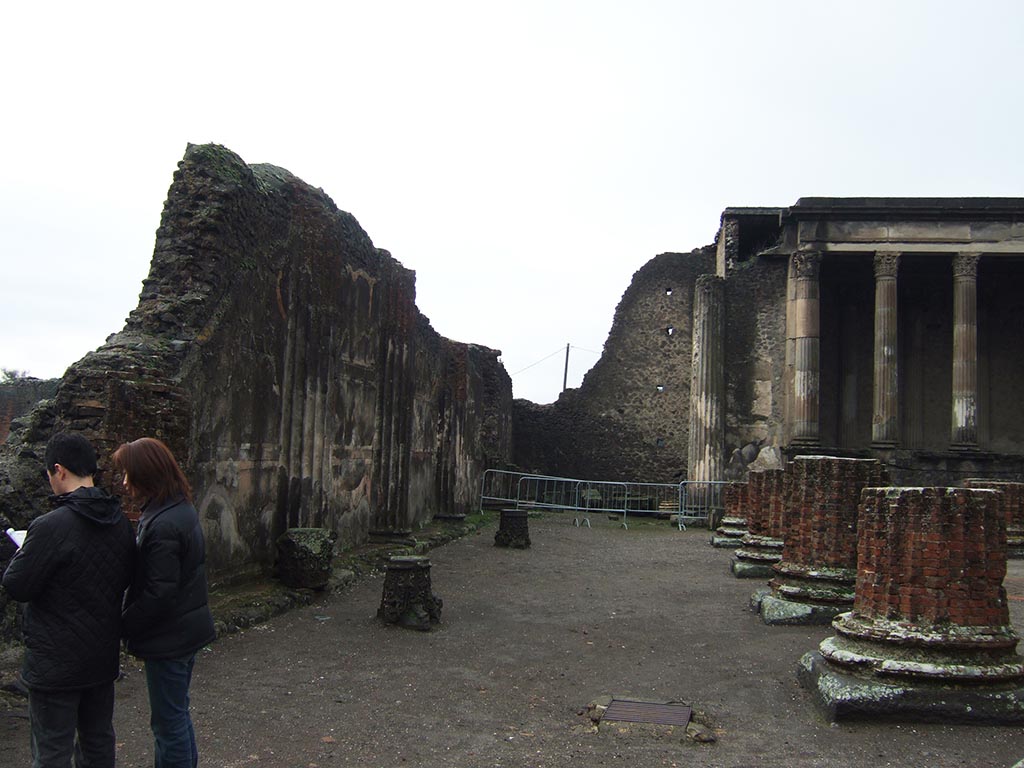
[122, 495, 216, 660]
[2, 486, 136, 691]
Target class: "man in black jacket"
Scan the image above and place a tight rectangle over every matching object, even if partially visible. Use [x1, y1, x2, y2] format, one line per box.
[3, 433, 135, 767]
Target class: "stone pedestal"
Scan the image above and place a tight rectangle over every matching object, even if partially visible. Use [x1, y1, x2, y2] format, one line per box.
[761, 457, 888, 625]
[494, 508, 531, 549]
[732, 469, 786, 578]
[378, 556, 442, 631]
[276, 527, 338, 589]
[710, 482, 748, 548]
[799, 487, 1024, 723]
[966, 479, 1024, 558]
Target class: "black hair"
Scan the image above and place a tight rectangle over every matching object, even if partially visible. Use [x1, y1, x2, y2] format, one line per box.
[44, 433, 98, 478]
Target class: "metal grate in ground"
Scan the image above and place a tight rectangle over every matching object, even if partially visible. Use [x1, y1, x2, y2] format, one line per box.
[602, 698, 692, 727]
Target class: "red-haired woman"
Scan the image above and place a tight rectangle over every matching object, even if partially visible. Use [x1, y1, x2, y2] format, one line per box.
[113, 438, 215, 768]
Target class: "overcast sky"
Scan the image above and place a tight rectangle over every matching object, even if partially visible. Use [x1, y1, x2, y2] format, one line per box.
[2, 1, 1021, 404]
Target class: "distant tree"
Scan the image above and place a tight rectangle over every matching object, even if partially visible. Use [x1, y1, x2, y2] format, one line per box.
[1, 368, 31, 382]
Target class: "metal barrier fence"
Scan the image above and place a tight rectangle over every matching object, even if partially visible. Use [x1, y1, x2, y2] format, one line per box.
[479, 469, 729, 530]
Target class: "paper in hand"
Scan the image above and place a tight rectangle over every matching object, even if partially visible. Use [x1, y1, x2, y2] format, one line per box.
[5, 528, 26, 549]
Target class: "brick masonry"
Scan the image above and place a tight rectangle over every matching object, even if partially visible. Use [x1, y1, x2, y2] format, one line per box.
[732, 468, 788, 575]
[965, 478, 1024, 557]
[799, 485, 1024, 722]
[851, 486, 1009, 629]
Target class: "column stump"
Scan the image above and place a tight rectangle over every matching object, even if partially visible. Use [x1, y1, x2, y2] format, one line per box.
[760, 457, 888, 625]
[377, 556, 442, 631]
[276, 527, 338, 590]
[966, 479, 1024, 559]
[799, 487, 1024, 723]
[710, 482, 748, 548]
[494, 508, 531, 549]
[732, 469, 786, 578]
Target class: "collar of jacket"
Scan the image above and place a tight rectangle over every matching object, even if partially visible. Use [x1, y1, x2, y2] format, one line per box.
[140, 494, 187, 523]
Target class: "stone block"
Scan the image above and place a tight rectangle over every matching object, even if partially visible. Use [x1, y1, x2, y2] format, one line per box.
[276, 527, 337, 590]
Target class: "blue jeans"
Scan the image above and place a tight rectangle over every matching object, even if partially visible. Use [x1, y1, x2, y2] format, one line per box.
[29, 681, 116, 767]
[144, 655, 198, 768]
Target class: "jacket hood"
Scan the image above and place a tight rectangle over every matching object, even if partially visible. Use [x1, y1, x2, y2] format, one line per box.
[51, 486, 125, 526]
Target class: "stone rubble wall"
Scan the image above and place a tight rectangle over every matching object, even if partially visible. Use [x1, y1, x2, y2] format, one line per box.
[0, 144, 511, 582]
[0, 378, 59, 445]
[512, 249, 714, 482]
[511, 246, 790, 485]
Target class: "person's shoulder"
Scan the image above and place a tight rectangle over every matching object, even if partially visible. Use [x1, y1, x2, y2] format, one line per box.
[148, 496, 198, 528]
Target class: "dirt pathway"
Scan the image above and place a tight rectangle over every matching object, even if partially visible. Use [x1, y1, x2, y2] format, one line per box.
[3, 515, 1023, 767]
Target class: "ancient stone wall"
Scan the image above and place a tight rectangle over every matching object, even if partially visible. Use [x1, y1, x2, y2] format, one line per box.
[0, 378, 59, 444]
[722, 255, 788, 476]
[512, 249, 714, 482]
[511, 245, 790, 485]
[0, 144, 512, 581]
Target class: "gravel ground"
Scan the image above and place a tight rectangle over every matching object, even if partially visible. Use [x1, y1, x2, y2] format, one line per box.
[3, 513, 1024, 767]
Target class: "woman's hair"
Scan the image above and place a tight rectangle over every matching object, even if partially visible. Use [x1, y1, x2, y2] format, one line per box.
[111, 437, 192, 505]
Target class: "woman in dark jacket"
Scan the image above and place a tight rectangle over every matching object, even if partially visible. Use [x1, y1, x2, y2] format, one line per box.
[114, 437, 215, 768]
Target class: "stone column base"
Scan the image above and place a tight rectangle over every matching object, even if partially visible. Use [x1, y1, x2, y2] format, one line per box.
[798, 651, 1024, 724]
[759, 594, 846, 626]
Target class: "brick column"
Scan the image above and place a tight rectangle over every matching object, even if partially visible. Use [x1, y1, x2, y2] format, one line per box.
[761, 457, 888, 625]
[732, 467, 788, 578]
[951, 253, 980, 449]
[871, 252, 900, 447]
[687, 275, 725, 483]
[799, 487, 1024, 722]
[966, 479, 1024, 559]
[789, 253, 821, 446]
[711, 481, 749, 548]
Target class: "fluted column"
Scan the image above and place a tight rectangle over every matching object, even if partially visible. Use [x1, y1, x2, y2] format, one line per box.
[789, 252, 821, 446]
[951, 253, 980, 448]
[688, 274, 725, 482]
[871, 252, 900, 446]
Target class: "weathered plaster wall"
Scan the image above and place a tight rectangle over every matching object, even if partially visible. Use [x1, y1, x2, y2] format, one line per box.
[0, 144, 511, 581]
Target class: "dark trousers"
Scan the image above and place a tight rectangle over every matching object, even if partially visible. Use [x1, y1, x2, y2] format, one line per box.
[144, 654, 198, 768]
[28, 682, 116, 768]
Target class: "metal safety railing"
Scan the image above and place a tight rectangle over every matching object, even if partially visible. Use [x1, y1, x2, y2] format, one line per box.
[479, 469, 730, 530]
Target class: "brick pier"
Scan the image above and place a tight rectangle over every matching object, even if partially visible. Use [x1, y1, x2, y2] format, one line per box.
[966, 479, 1024, 559]
[731, 468, 787, 578]
[759, 456, 888, 625]
[799, 487, 1024, 722]
[710, 481, 749, 548]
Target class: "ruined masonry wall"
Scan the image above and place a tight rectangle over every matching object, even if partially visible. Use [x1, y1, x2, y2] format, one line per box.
[0, 378, 59, 445]
[512, 249, 714, 482]
[722, 256, 788, 477]
[0, 144, 512, 581]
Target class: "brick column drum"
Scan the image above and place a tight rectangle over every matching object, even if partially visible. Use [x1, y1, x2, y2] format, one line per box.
[966, 479, 1024, 559]
[759, 457, 888, 625]
[799, 487, 1024, 723]
[711, 481, 749, 548]
[731, 468, 787, 578]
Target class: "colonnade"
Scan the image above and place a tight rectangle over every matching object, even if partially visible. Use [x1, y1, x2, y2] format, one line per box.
[787, 250, 982, 450]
